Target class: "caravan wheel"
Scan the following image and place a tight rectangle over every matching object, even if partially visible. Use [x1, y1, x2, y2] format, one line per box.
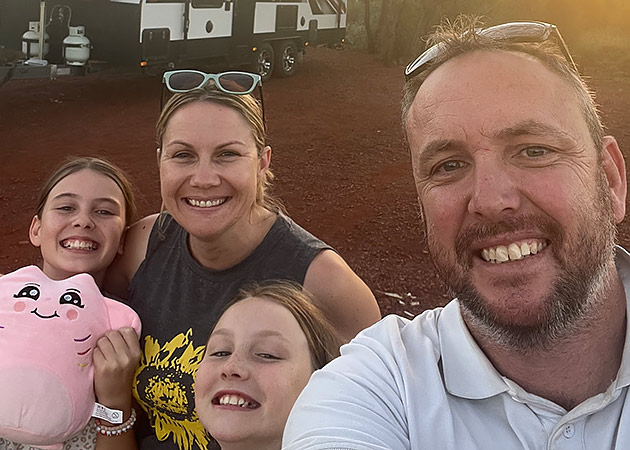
[257, 43, 274, 82]
[275, 41, 298, 78]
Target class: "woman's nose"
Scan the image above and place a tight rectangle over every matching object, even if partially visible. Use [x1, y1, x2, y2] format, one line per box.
[190, 164, 221, 188]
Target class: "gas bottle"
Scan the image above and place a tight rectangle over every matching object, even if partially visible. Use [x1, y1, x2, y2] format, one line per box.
[63, 26, 90, 66]
[22, 21, 49, 58]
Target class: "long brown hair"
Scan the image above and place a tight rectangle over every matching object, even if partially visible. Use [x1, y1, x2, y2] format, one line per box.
[35, 156, 137, 226]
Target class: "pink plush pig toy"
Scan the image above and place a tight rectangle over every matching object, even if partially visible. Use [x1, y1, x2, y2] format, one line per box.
[0, 265, 141, 449]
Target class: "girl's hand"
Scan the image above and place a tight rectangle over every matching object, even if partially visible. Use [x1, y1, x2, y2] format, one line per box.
[93, 327, 141, 415]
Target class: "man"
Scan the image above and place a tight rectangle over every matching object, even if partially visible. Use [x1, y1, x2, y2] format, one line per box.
[282, 17, 630, 449]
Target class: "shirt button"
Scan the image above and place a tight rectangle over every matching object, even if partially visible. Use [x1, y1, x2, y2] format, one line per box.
[563, 424, 575, 439]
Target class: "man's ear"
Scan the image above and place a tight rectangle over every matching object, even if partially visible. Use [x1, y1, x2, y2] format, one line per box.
[259, 145, 272, 174]
[601, 136, 627, 223]
[156, 147, 161, 167]
[29, 215, 42, 248]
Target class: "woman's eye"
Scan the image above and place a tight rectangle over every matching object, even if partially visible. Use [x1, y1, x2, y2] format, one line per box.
[13, 285, 40, 300]
[209, 351, 231, 357]
[55, 205, 74, 212]
[59, 291, 84, 308]
[172, 151, 193, 160]
[95, 209, 114, 216]
[220, 150, 239, 158]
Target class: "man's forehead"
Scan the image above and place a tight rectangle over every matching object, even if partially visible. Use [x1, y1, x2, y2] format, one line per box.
[405, 50, 584, 146]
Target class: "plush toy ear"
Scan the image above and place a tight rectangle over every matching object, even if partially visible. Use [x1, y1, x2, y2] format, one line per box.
[103, 296, 141, 336]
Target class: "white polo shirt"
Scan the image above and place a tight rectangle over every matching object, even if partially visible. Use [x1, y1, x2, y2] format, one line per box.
[283, 248, 630, 450]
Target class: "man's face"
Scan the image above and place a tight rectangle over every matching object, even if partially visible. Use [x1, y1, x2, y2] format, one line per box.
[406, 50, 626, 348]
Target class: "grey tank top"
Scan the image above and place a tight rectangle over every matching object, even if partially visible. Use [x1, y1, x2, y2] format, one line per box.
[128, 213, 330, 450]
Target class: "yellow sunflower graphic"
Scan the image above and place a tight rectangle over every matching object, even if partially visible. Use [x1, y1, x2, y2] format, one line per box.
[133, 328, 209, 450]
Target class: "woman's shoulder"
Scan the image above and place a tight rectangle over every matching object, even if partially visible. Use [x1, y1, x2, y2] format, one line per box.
[103, 213, 160, 298]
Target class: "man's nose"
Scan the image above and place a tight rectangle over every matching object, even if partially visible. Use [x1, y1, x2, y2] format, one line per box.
[467, 156, 522, 220]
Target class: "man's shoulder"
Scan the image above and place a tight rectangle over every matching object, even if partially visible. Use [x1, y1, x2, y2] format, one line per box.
[353, 303, 453, 348]
[322, 302, 458, 377]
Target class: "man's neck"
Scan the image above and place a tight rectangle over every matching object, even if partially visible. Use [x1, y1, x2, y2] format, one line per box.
[468, 268, 627, 411]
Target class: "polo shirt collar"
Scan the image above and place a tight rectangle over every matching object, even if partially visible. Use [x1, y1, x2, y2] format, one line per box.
[438, 300, 508, 399]
[439, 245, 630, 399]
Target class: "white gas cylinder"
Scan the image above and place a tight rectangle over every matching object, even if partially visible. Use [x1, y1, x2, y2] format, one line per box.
[22, 21, 49, 57]
[63, 26, 90, 66]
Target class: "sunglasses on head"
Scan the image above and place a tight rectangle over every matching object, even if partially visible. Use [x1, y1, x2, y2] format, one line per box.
[404, 21, 577, 81]
[161, 70, 265, 122]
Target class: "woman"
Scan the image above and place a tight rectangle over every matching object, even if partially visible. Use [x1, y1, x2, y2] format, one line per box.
[195, 281, 340, 450]
[104, 71, 380, 450]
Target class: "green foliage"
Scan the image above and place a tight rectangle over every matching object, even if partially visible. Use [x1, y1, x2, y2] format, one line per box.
[346, 0, 381, 48]
[347, 0, 630, 64]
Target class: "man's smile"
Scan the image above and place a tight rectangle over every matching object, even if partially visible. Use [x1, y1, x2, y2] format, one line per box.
[480, 239, 548, 264]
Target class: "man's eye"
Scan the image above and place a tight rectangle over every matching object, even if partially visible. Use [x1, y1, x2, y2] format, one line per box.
[209, 351, 231, 357]
[435, 160, 466, 174]
[522, 146, 549, 158]
[13, 286, 40, 300]
[96, 209, 114, 216]
[55, 206, 74, 212]
[59, 291, 84, 308]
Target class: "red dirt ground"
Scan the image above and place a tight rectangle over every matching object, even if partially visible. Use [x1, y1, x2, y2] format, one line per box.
[1, 46, 630, 316]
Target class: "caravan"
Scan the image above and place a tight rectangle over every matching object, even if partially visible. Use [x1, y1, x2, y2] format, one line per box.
[0, 0, 346, 80]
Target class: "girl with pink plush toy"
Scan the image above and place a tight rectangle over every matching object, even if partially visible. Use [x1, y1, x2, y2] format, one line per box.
[0, 157, 142, 450]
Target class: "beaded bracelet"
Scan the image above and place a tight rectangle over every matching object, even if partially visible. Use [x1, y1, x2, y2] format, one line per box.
[95, 408, 137, 436]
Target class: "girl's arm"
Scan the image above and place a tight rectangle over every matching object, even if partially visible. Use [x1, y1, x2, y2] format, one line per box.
[93, 327, 141, 450]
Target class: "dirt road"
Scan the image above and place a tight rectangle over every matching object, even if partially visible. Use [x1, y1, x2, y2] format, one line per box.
[1, 46, 629, 315]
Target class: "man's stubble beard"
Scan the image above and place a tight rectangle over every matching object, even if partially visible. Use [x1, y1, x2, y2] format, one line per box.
[425, 170, 618, 353]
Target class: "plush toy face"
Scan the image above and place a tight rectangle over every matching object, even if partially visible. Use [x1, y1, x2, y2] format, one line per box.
[0, 265, 141, 448]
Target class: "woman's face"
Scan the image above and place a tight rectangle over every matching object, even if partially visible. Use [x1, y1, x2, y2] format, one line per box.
[158, 101, 270, 241]
[29, 169, 126, 285]
[195, 297, 314, 450]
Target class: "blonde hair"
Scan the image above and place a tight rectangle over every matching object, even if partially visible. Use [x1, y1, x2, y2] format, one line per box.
[213, 281, 341, 371]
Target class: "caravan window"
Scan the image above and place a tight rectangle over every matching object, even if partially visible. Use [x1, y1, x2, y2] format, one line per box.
[191, 0, 225, 7]
[308, 0, 336, 14]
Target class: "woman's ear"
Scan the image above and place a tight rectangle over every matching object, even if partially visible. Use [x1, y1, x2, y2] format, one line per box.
[259, 145, 272, 174]
[156, 147, 162, 167]
[29, 215, 42, 248]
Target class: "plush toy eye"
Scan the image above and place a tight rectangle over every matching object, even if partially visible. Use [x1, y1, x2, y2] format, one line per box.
[59, 290, 85, 309]
[13, 285, 40, 300]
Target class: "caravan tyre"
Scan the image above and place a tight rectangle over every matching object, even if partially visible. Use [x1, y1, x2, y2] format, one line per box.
[275, 40, 298, 78]
[256, 43, 274, 82]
